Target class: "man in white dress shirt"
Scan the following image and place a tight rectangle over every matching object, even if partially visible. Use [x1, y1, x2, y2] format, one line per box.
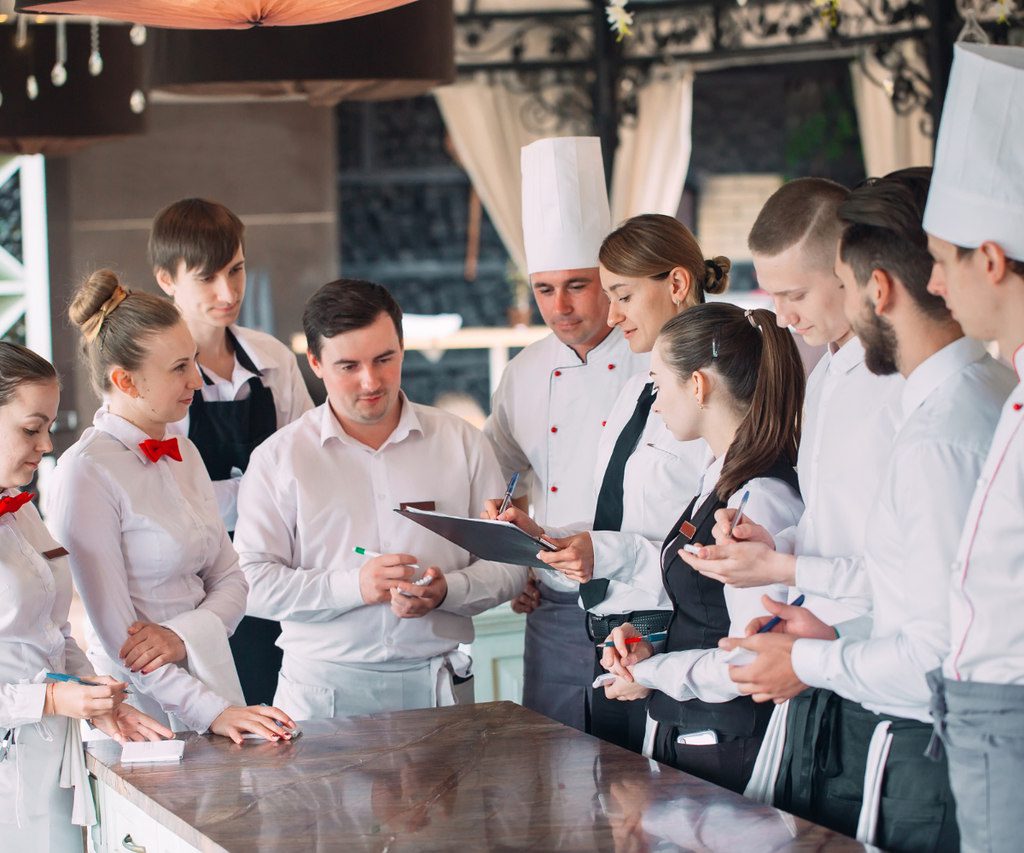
[484, 137, 644, 731]
[722, 168, 1014, 850]
[920, 44, 1024, 853]
[234, 279, 527, 719]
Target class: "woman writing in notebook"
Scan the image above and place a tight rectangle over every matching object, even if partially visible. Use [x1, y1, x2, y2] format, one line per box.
[0, 342, 171, 852]
[48, 270, 295, 744]
[597, 303, 805, 793]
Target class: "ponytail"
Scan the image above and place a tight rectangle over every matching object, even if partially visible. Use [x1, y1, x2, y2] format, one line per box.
[656, 304, 804, 501]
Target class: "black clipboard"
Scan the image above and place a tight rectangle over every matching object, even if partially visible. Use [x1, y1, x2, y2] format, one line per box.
[394, 507, 558, 569]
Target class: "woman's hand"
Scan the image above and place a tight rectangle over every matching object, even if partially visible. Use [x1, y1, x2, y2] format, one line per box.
[91, 703, 174, 744]
[480, 500, 546, 539]
[600, 623, 655, 684]
[119, 621, 187, 674]
[605, 678, 652, 702]
[211, 704, 297, 745]
[44, 676, 128, 720]
[536, 533, 595, 583]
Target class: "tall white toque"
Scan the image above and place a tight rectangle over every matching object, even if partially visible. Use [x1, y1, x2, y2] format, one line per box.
[521, 137, 611, 276]
[923, 43, 1024, 259]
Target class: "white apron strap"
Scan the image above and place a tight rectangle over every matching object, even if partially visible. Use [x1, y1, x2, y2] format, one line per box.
[60, 716, 97, 827]
[431, 650, 473, 707]
[855, 719, 894, 846]
[743, 700, 790, 804]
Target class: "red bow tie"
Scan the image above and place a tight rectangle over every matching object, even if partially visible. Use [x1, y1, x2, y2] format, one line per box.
[139, 438, 182, 463]
[0, 492, 34, 518]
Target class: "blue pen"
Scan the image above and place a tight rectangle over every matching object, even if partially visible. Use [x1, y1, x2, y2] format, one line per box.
[600, 630, 667, 648]
[497, 471, 520, 516]
[757, 594, 806, 634]
[45, 672, 131, 694]
[727, 489, 751, 538]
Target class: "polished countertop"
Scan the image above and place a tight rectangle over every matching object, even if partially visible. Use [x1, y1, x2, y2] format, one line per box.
[86, 701, 866, 852]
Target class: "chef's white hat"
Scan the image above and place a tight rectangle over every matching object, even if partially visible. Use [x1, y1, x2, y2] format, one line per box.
[923, 43, 1024, 259]
[521, 137, 611, 275]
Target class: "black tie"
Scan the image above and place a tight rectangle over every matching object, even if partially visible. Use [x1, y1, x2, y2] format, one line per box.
[581, 382, 657, 610]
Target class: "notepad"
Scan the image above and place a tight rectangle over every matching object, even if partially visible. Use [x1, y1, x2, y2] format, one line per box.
[394, 507, 558, 569]
[120, 739, 185, 764]
[722, 647, 757, 666]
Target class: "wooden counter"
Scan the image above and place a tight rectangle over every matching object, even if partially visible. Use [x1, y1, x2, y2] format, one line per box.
[86, 701, 866, 852]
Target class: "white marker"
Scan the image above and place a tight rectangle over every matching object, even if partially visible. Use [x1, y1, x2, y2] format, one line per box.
[352, 547, 431, 586]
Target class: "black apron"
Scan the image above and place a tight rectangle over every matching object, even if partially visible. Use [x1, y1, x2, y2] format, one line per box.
[188, 330, 281, 706]
[647, 458, 799, 793]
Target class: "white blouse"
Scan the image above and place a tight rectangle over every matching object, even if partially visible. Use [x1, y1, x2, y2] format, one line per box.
[629, 454, 804, 703]
[47, 408, 246, 732]
[0, 492, 90, 727]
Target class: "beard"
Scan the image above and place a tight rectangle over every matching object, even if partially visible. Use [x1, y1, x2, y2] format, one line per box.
[855, 306, 900, 376]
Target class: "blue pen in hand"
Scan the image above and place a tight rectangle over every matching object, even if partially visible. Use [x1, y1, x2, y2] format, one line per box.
[497, 471, 520, 516]
[45, 672, 131, 694]
[757, 594, 806, 634]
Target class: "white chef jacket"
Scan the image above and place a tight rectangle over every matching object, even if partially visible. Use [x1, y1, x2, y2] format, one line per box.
[947, 343, 1024, 685]
[567, 371, 710, 616]
[793, 338, 1013, 721]
[0, 494, 94, 837]
[776, 337, 902, 625]
[234, 395, 528, 668]
[629, 454, 802, 703]
[484, 329, 645, 590]
[48, 408, 246, 732]
[166, 324, 314, 530]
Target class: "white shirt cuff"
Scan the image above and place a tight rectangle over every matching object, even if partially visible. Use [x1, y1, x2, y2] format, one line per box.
[791, 637, 837, 690]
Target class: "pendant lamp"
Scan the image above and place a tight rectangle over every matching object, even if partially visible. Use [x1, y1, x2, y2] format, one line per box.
[147, 0, 453, 105]
[14, 1, 418, 29]
[0, 22, 146, 155]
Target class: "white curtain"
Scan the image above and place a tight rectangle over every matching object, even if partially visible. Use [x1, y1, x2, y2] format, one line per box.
[434, 78, 548, 273]
[436, 69, 695, 273]
[610, 68, 694, 224]
[850, 46, 933, 178]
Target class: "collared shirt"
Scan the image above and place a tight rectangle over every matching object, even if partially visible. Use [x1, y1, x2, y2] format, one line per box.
[793, 338, 1013, 721]
[48, 408, 246, 732]
[947, 343, 1024, 684]
[233, 395, 528, 667]
[166, 324, 314, 529]
[483, 329, 645, 590]
[0, 493, 92, 729]
[630, 454, 802, 703]
[779, 337, 902, 625]
[573, 371, 710, 616]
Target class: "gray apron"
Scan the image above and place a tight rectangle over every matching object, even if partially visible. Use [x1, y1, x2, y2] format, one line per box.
[929, 669, 1024, 853]
[522, 585, 592, 731]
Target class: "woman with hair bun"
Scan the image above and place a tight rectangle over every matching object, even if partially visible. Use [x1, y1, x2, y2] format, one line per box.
[599, 302, 805, 793]
[48, 270, 295, 744]
[0, 341, 171, 851]
[489, 213, 725, 753]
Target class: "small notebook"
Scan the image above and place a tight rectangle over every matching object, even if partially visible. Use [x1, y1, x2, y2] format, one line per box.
[394, 507, 558, 569]
[120, 739, 185, 764]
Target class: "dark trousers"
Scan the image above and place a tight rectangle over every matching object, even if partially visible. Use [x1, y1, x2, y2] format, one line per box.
[651, 720, 765, 794]
[776, 690, 959, 852]
[229, 615, 283, 706]
[586, 652, 647, 754]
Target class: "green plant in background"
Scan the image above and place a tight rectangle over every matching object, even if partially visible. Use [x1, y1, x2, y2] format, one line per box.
[784, 85, 860, 178]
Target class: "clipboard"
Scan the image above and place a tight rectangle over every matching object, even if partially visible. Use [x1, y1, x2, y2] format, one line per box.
[394, 507, 558, 569]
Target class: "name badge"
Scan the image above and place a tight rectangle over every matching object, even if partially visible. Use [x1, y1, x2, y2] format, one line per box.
[400, 501, 436, 512]
[42, 546, 69, 560]
[679, 521, 697, 541]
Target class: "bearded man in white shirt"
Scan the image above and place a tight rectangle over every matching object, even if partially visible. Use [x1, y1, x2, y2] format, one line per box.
[234, 279, 527, 719]
[919, 43, 1024, 853]
[484, 137, 645, 731]
[720, 168, 1014, 851]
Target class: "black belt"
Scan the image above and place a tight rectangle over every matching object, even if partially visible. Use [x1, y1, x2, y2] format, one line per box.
[586, 609, 671, 644]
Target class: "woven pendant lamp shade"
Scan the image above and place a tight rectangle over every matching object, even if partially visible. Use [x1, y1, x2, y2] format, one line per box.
[14, 0, 418, 29]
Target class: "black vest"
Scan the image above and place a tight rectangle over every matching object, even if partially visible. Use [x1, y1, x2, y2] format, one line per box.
[647, 457, 800, 737]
